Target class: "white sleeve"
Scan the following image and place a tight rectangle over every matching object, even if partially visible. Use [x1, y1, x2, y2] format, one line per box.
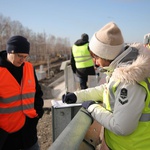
[74, 83, 106, 103]
[88, 83, 146, 135]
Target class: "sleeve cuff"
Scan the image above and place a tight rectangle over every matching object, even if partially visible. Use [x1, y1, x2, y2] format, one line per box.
[88, 104, 101, 113]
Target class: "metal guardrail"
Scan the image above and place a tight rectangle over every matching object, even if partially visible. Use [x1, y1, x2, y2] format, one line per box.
[47, 61, 105, 150]
[60, 60, 78, 93]
[59, 60, 103, 93]
[60, 60, 71, 93]
[48, 108, 94, 150]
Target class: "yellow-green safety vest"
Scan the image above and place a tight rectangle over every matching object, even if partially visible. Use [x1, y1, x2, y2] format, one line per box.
[103, 78, 150, 150]
[72, 43, 94, 68]
[146, 44, 150, 49]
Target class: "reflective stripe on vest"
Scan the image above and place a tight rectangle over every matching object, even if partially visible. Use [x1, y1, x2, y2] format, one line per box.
[103, 81, 120, 111]
[0, 92, 35, 113]
[72, 43, 94, 68]
[0, 62, 37, 133]
[104, 78, 150, 150]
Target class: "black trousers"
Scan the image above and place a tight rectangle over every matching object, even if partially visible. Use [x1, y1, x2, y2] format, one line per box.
[78, 76, 88, 89]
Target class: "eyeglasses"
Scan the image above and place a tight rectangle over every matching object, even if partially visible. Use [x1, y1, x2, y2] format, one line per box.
[16, 54, 30, 60]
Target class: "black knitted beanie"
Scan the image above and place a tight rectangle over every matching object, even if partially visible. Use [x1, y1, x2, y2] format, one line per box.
[6, 35, 30, 54]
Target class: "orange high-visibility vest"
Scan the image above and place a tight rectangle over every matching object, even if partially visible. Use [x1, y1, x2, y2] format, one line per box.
[0, 62, 37, 133]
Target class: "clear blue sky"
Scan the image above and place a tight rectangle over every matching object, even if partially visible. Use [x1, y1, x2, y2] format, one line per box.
[0, 0, 149, 45]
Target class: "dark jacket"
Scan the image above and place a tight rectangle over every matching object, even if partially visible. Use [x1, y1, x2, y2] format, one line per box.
[0, 51, 44, 150]
[71, 39, 95, 77]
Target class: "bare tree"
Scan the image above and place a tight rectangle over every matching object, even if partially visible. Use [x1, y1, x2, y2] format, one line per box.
[0, 13, 71, 64]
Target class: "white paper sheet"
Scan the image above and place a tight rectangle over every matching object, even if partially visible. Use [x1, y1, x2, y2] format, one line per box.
[51, 100, 82, 108]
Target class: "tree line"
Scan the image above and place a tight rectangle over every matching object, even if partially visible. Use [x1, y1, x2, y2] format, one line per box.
[0, 14, 71, 63]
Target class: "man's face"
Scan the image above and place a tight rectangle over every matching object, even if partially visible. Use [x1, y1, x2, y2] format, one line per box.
[7, 53, 29, 67]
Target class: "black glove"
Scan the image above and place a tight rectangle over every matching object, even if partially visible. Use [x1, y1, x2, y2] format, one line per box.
[82, 100, 96, 109]
[62, 93, 77, 104]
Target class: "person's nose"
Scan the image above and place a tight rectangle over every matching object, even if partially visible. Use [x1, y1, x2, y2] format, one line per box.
[95, 59, 100, 66]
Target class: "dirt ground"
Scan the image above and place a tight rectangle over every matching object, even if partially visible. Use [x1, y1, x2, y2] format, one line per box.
[37, 108, 52, 150]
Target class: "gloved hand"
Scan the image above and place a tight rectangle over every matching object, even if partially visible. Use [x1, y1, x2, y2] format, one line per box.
[62, 93, 77, 104]
[82, 100, 96, 109]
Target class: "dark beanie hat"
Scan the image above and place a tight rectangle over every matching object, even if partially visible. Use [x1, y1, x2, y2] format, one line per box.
[81, 33, 89, 41]
[6, 35, 30, 54]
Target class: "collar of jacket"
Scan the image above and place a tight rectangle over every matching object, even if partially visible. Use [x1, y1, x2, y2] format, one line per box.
[102, 46, 133, 76]
[111, 43, 150, 83]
